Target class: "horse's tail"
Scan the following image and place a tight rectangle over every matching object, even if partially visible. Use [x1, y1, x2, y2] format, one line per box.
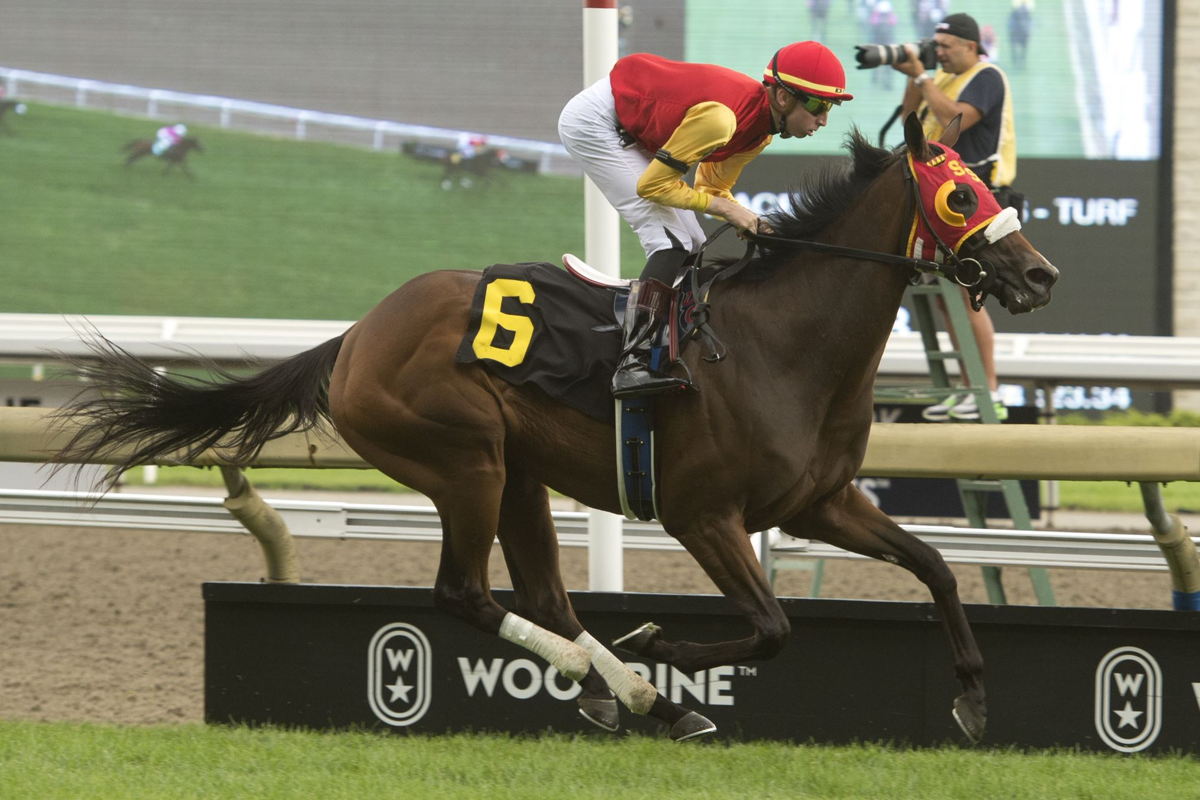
[52, 333, 345, 487]
[121, 139, 141, 152]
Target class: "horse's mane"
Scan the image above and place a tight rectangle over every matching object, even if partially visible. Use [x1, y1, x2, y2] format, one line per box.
[724, 129, 899, 279]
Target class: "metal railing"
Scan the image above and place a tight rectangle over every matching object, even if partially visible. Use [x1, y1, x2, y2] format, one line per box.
[0, 488, 1184, 573]
[0, 66, 578, 175]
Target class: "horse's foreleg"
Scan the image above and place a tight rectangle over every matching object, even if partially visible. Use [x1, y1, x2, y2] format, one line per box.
[784, 484, 986, 743]
[495, 473, 713, 740]
[615, 512, 791, 672]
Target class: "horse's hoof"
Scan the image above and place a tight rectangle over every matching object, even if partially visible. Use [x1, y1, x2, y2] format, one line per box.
[669, 711, 717, 742]
[577, 697, 620, 732]
[952, 694, 987, 744]
[612, 622, 661, 656]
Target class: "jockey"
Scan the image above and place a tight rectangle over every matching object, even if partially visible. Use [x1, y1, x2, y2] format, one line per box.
[558, 42, 852, 397]
[152, 123, 188, 156]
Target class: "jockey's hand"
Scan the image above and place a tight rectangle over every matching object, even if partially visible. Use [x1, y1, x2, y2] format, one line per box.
[709, 196, 760, 236]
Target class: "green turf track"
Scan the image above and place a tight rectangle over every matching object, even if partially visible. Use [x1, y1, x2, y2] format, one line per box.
[0, 721, 1195, 800]
[1, 103, 647, 320]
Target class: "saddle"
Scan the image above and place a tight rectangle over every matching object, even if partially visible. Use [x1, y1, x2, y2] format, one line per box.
[455, 259, 716, 521]
[455, 261, 708, 416]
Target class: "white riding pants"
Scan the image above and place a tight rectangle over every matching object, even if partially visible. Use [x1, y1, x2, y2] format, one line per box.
[558, 77, 707, 257]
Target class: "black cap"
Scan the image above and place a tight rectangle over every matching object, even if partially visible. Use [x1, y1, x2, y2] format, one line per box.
[936, 12, 987, 56]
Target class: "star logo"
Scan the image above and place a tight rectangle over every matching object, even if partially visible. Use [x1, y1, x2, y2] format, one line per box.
[1113, 701, 1143, 729]
[387, 676, 413, 704]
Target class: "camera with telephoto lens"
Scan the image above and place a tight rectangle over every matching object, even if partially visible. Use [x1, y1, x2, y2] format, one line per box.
[853, 38, 938, 70]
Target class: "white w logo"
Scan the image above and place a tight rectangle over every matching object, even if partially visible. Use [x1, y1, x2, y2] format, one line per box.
[1094, 646, 1161, 753]
[1112, 672, 1144, 697]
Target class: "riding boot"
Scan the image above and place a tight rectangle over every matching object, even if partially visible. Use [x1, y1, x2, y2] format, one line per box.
[612, 278, 693, 398]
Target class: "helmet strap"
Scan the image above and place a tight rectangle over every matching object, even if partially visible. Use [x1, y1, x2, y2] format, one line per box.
[767, 86, 795, 139]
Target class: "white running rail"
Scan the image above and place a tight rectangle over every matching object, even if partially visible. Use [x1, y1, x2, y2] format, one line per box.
[0, 489, 1185, 574]
[0, 66, 575, 173]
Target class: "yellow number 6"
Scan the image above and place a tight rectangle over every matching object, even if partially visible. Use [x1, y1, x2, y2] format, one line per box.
[472, 278, 536, 367]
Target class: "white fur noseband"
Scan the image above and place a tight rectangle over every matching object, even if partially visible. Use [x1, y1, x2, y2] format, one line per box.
[984, 207, 1021, 243]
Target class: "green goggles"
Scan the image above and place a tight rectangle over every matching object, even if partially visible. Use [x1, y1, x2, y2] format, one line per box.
[796, 92, 835, 116]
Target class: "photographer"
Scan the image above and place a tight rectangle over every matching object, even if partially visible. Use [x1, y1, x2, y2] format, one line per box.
[892, 12, 1016, 421]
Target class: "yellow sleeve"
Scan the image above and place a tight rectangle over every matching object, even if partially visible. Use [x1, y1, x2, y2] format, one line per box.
[635, 101, 738, 212]
[695, 136, 770, 201]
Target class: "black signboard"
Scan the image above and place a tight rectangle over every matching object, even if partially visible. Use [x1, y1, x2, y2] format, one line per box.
[205, 584, 1200, 753]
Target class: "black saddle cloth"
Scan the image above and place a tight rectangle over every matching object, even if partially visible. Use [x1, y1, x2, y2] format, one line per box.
[454, 262, 624, 421]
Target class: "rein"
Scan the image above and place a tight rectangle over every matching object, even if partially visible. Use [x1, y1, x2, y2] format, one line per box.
[684, 161, 999, 359]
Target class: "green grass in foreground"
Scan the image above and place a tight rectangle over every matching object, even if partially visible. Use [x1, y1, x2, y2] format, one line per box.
[0, 721, 1195, 800]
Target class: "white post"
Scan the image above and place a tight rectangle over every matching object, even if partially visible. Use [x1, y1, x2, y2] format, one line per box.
[583, 0, 624, 593]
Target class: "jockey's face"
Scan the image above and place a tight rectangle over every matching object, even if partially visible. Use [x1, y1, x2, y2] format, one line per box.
[771, 86, 828, 140]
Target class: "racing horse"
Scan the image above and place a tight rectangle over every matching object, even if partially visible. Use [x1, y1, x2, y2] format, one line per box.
[439, 147, 510, 190]
[54, 115, 1056, 742]
[0, 99, 28, 133]
[121, 136, 204, 178]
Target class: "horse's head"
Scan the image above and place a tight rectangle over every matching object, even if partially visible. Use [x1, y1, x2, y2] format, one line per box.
[902, 113, 1057, 314]
[183, 136, 203, 152]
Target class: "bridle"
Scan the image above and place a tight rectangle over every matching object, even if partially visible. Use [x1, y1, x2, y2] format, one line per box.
[686, 153, 1006, 360]
[695, 152, 1002, 307]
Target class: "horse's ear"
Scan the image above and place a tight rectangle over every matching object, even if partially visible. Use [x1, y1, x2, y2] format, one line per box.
[903, 112, 930, 159]
[938, 115, 963, 149]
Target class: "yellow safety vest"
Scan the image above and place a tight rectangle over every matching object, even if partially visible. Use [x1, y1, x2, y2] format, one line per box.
[920, 61, 1016, 187]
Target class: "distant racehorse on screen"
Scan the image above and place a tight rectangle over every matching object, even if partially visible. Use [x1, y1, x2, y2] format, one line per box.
[122, 136, 204, 178]
[55, 115, 1057, 743]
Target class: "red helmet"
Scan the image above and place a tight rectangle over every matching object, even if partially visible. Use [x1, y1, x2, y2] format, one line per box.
[764, 41, 853, 102]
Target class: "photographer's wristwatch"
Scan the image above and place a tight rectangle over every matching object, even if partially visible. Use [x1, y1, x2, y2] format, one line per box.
[912, 74, 929, 87]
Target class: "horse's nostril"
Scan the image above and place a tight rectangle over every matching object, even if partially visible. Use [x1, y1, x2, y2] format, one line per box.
[1026, 265, 1057, 289]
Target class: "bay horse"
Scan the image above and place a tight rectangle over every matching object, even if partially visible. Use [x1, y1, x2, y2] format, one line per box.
[121, 136, 204, 178]
[0, 99, 27, 133]
[440, 147, 508, 190]
[55, 115, 1056, 742]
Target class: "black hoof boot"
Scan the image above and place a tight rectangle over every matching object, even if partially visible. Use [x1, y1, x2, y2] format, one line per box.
[953, 693, 987, 744]
[578, 696, 621, 732]
[670, 711, 717, 741]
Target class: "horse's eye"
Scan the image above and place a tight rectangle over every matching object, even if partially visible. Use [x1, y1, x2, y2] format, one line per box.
[947, 185, 979, 216]
[933, 180, 979, 227]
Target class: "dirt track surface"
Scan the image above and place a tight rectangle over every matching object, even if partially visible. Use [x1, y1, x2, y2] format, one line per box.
[0, 494, 1183, 727]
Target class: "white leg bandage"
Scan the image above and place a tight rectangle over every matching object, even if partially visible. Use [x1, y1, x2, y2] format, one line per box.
[499, 613, 591, 682]
[575, 631, 658, 714]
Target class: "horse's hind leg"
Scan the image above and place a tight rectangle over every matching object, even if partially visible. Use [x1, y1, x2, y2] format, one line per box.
[615, 511, 791, 672]
[495, 471, 715, 741]
[434, 481, 592, 683]
[337, 431, 592, 686]
[783, 484, 987, 743]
